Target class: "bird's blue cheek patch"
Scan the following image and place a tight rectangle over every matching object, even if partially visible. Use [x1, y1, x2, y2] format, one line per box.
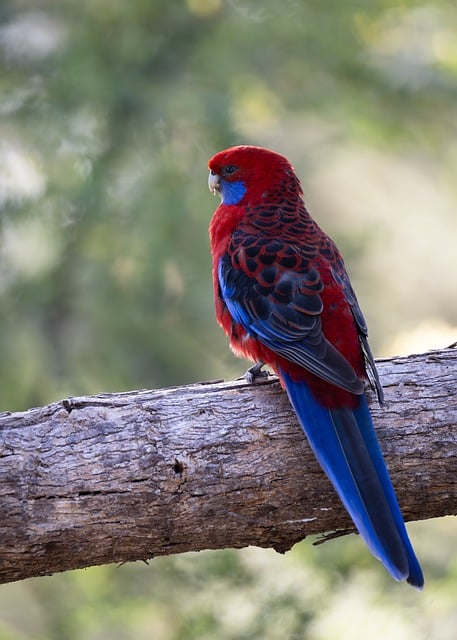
[220, 179, 247, 205]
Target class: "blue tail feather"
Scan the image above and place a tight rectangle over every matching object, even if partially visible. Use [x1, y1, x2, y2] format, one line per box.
[280, 369, 424, 588]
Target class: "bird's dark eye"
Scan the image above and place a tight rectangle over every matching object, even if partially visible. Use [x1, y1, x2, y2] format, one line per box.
[223, 164, 238, 176]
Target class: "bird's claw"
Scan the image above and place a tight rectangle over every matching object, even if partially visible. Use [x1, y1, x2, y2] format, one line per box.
[239, 361, 269, 384]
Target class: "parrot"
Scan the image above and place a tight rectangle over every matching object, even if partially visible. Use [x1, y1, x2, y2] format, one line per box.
[207, 144, 423, 588]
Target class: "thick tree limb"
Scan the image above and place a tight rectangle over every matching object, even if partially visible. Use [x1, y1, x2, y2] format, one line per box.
[0, 348, 456, 585]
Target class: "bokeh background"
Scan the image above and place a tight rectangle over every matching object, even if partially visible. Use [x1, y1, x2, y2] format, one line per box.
[1, 0, 456, 638]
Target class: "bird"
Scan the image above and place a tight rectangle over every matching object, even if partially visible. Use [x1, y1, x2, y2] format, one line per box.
[207, 144, 423, 588]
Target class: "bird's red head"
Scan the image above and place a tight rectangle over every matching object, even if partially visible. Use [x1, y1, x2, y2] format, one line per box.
[208, 145, 302, 206]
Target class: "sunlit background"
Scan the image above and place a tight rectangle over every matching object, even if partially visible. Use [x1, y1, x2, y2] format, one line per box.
[1, 1, 456, 638]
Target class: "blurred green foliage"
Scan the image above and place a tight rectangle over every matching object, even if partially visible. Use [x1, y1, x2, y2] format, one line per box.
[0, 0, 456, 638]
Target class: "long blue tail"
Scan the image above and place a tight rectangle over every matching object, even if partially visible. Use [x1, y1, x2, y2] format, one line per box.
[280, 369, 424, 588]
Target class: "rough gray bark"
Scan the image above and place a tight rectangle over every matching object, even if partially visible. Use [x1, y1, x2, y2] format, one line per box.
[0, 348, 456, 585]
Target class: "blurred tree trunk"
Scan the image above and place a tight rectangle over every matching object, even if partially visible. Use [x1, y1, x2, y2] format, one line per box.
[0, 348, 455, 585]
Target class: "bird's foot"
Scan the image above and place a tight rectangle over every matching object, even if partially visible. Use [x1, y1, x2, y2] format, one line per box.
[239, 361, 269, 384]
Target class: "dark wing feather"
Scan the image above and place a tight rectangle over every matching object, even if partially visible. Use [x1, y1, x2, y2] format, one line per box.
[331, 257, 384, 404]
[218, 238, 364, 395]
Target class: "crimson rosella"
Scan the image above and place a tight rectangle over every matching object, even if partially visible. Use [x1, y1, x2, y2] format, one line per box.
[208, 144, 423, 588]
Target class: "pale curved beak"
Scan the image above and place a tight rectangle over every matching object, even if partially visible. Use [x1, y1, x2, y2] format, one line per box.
[208, 170, 221, 196]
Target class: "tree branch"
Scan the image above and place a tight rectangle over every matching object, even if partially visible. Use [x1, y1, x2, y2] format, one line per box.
[0, 348, 456, 585]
